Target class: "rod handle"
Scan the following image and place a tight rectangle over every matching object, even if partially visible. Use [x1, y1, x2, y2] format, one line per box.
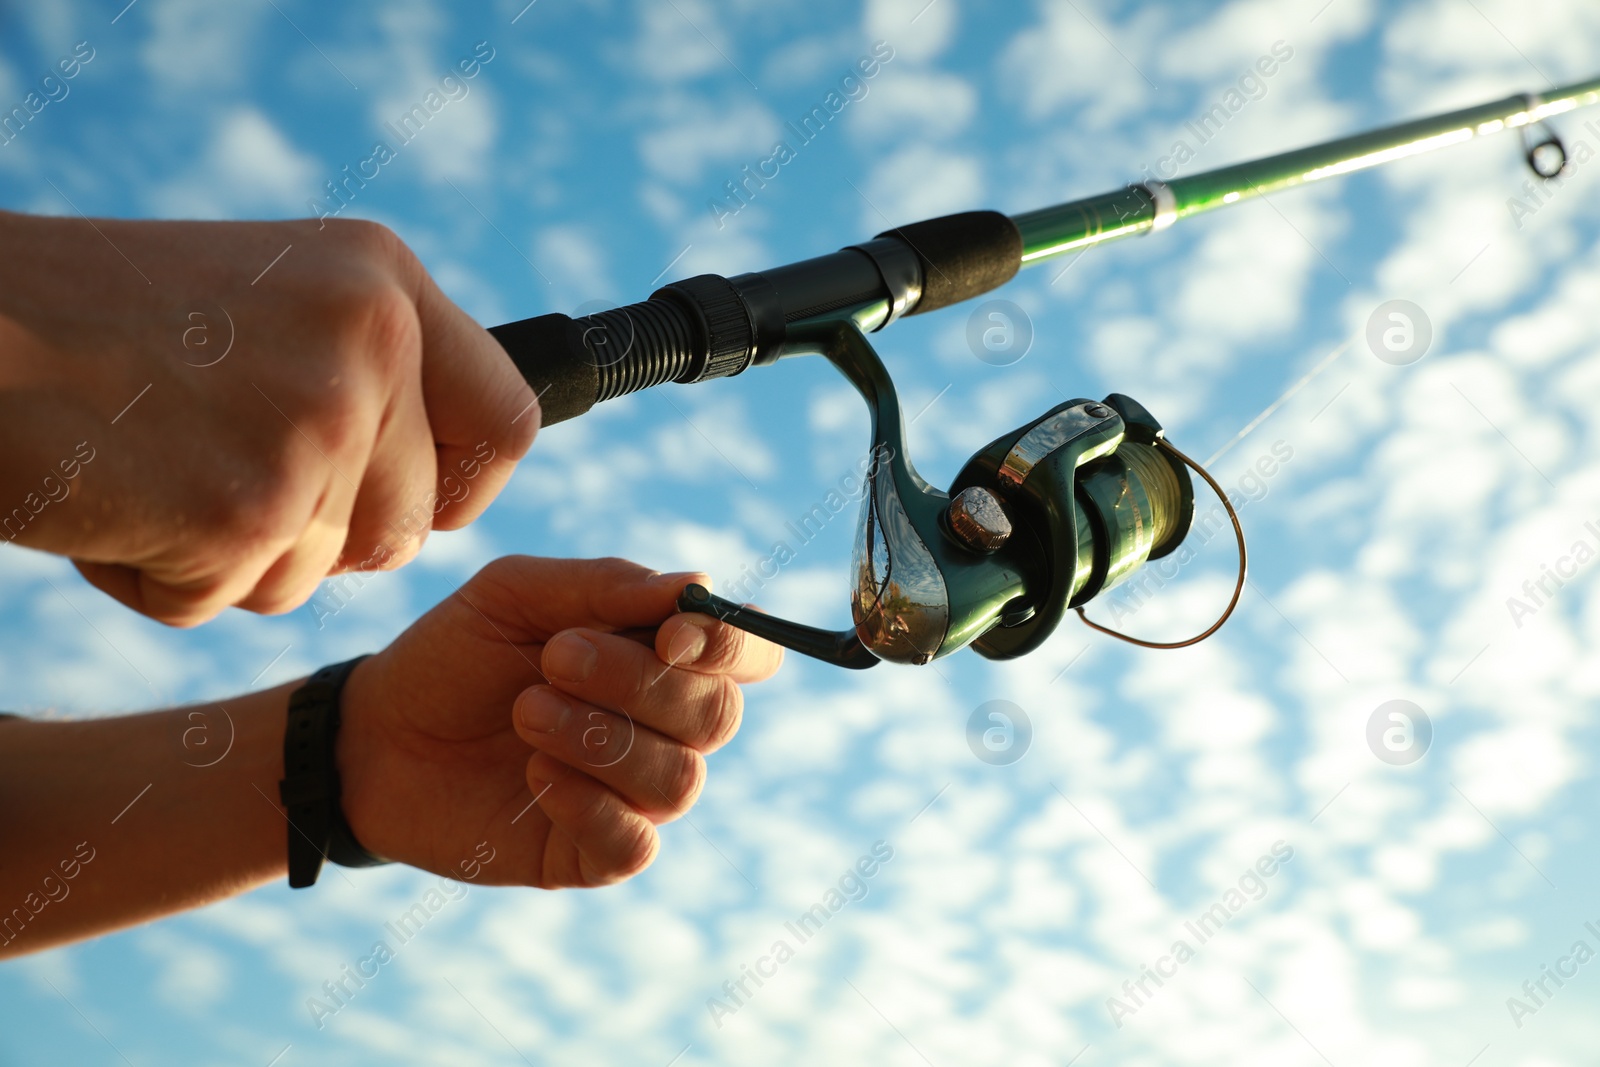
[490, 274, 760, 426]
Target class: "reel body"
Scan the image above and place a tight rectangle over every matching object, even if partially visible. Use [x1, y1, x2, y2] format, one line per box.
[677, 319, 1198, 668]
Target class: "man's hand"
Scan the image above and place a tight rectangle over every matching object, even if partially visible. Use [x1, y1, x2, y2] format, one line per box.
[337, 556, 783, 888]
[0, 210, 537, 626]
[0, 555, 780, 956]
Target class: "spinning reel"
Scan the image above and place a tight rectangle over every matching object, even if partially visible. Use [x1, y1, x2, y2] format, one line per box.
[675, 320, 1241, 669]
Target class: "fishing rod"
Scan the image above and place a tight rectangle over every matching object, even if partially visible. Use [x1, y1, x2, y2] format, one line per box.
[489, 74, 1600, 670]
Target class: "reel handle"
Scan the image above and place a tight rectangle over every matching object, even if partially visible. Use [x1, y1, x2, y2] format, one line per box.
[676, 584, 879, 670]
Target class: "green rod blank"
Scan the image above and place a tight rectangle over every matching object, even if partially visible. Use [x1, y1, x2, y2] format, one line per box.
[1012, 74, 1600, 267]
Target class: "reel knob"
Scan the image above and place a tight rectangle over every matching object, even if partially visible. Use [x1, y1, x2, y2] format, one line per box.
[946, 486, 1012, 553]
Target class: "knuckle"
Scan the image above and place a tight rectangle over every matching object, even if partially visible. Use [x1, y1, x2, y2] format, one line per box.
[343, 527, 421, 574]
[160, 607, 218, 629]
[610, 819, 659, 881]
[248, 588, 312, 616]
[242, 567, 328, 618]
[145, 586, 226, 629]
[696, 678, 743, 751]
[311, 403, 366, 468]
[257, 364, 384, 476]
[364, 488, 437, 565]
[306, 282, 422, 404]
[464, 554, 542, 622]
[704, 622, 748, 671]
[475, 554, 532, 590]
[571, 781, 611, 831]
[578, 798, 658, 886]
[330, 217, 412, 270]
[523, 758, 551, 797]
[305, 229, 421, 351]
[194, 479, 298, 560]
[661, 747, 707, 813]
[190, 483, 254, 541]
[357, 283, 424, 370]
[581, 556, 652, 616]
[594, 556, 642, 581]
[315, 284, 422, 406]
[377, 530, 426, 570]
[625, 658, 661, 711]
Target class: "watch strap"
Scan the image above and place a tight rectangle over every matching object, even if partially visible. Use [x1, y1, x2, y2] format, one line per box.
[278, 655, 389, 888]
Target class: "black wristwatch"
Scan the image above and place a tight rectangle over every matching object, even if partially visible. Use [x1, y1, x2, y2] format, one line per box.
[278, 655, 390, 888]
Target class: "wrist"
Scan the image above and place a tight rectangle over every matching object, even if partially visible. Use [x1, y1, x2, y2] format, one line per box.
[334, 652, 391, 861]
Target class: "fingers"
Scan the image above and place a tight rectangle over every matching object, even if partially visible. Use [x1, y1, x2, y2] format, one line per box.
[655, 612, 785, 684]
[523, 752, 660, 887]
[73, 560, 265, 629]
[470, 556, 712, 639]
[539, 628, 743, 753]
[338, 374, 437, 571]
[496, 567, 779, 889]
[514, 686, 706, 817]
[409, 269, 539, 531]
[235, 466, 361, 615]
[72, 467, 350, 625]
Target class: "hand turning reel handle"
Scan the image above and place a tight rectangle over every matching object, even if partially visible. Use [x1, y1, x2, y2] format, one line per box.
[488, 76, 1600, 667]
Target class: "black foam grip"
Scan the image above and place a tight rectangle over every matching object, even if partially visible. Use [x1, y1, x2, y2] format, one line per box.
[877, 210, 1023, 315]
[489, 298, 703, 426]
[488, 314, 596, 427]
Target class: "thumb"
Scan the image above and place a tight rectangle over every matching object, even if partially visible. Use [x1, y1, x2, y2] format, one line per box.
[467, 555, 710, 640]
[413, 272, 539, 531]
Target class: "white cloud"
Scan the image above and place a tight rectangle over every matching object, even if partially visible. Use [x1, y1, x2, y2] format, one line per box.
[847, 68, 976, 142]
[638, 96, 781, 185]
[1173, 193, 1335, 343]
[381, 81, 499, 185]
[424, 256, 510, 326]
[864, 0, 957, 65]
[622, 0, 743, 83]
[1381, 0, 1600, 110]
[999, 1, 1159, 129]
[1156, 0, 1374, 82]
[15, 3, 82, 59]
[760, 33, 857, 88]
[533, 224, 614, 309]
[860, 142, 983, 230]
[137, 929, 233, 1011]
[144, 107, 320, 218]
[138, 0, 272, 92]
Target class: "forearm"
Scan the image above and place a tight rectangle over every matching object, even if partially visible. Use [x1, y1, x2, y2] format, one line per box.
[0, 680, 301, 958]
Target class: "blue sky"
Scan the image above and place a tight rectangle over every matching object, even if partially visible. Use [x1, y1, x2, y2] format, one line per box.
[4, 0, 1600, 1064]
